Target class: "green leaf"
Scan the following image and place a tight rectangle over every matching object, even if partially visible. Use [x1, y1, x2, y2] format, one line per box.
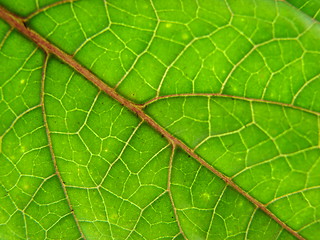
[0, 0, 319, 239]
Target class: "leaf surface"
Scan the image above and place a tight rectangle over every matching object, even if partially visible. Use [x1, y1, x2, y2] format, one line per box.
[0, 0, 319, 239]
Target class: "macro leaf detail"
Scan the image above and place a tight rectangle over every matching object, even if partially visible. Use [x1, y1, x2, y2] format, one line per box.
[0, 0, 319, 239]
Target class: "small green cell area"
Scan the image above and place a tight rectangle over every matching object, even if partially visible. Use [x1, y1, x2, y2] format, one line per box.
[211, 26, 253, 64]
[66, 123, 172, 238]
[46, 58, 148, 187]
[146, 96, 252, 149]
[116, 52, 167, 103]
[197, 131, 256, 177]
[147, 96, 319, 211]
[223, 6, 320, 112]
[287, 0, 320, 21]
[28, 0, 109, 55]
[0, 108, 55, 236]
[152, 0, 320, 112]
[0, 185, 16, 225]
[0, 176, 80, 239]
[200, 102, 318, 203]
[269, 188, 320, 240]
[171, 149, 225, 239]
[171, 149, 254, 239]
[153, 0, 229, 34]
[145, 96, 210, 148]
[253, 103, 318, 154]
[274, 2, 311, 38]
[247, 209, 295, 240]
[117, 0, 229, 103]
[206, 187, 256, 239]
[78, 221, 112, 240]
[45, 57, 98, 133]
[294, 75, 320, 112]
[67, 187, 161, 239]
[134, 193, 180, 239]
[75, 0, 157, 92]
[299, 21, 320, 52]
[69, 188, 111, 222]
[0, 108, 55, 208]
[296, 25, 320, 112]
[23, 176, 80, 239]
[29, 0, 158, 91]
[232, 15, 273, 44]
[230, 0, 277, 43]
[156, 26, 252, 99]
[158, 38, 224, 98]
[197, 0, 231, 27]
[223, 40, 304, 99]
[107, 0, 157, 32]
[198, 101, 318, 175]
[234, 148, 320, 205]
[75, 192, 180, 239]
[153, 0, 195, 23]
[256, 41, 303, 97]
[0, 211, 26, 239]
[223, 38, 318, 107]
[300, 222, 320, 240]
[107, 0, 157, 52]
[102, 123, 170, 206]
[74, 30, 135, 87]
[0, 27, 44, 135]
[0, 106, 56, 238]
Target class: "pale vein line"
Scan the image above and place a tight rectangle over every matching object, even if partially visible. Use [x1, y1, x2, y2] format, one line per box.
[0, 26, 12, 49]
[244, 207, 258, 240]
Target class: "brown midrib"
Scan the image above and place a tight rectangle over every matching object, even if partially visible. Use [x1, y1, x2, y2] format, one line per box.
[0, 6, 305, 240]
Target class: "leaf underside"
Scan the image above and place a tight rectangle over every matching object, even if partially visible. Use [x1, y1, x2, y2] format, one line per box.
[0, 0, 319, 239]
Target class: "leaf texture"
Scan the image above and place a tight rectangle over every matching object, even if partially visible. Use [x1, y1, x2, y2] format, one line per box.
[0, 0, 319, 239]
